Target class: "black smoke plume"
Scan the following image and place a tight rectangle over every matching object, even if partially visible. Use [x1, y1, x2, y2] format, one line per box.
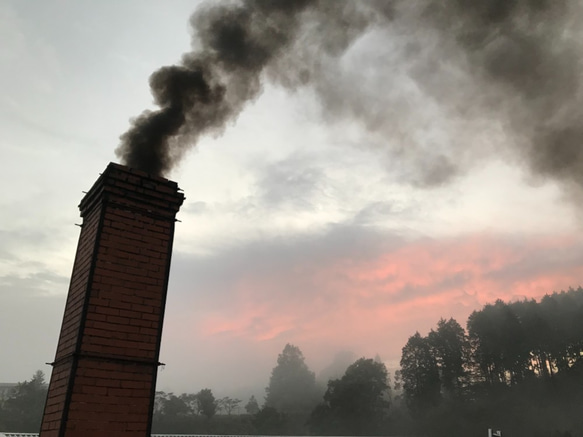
[116, 0, 583, 200]
[116, 0, 318, 176]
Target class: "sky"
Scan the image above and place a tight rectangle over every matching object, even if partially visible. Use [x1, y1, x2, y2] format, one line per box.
[1, 0, 582, 403]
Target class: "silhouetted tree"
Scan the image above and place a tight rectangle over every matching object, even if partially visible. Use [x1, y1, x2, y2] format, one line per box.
[400, 332, 441, 415]
[152, 389, 256, 434]
[265, 344, 320, 414]
[252, 406, 286, 435]
[393, 288, 583, 436]
[164, 393, 190, 417]
[0, 370, 47, 432]
[245, 395, 260, 414]
[468, 300, 531, 385]
[196, 388, 217, 419]
[537, 288, 583, 372]
[218, 396, 241, 415]
[308, 358, 390, 435]
[428, 318, 469, 397]
[152, 391, 194, 434]
[180, 392, 199, 415]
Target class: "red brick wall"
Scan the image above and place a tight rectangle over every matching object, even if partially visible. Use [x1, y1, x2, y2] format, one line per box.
[40, 163, 183, 437]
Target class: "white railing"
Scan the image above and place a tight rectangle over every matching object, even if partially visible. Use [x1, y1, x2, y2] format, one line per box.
[0, 434, 40, 437]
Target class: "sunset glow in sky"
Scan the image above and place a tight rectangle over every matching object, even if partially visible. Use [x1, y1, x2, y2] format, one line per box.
[1, 0, 582, 400]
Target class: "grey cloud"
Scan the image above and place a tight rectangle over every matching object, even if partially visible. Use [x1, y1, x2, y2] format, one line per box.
[0, 228, 70, 263]
[170, 228, 583, 317]
[0, 230, 50, 261]
[167, 221, 408, 320]
[484, 238, 583, 286]
[0, 271, 69, 297]
[0, 107, 100, 148]
[257, 153, 325, 210]
[351, 200, 419, 226]
[183, 200, 208, 214]
[386, 270, 474, 307]
[172, 222, 405, 290]
[0, 273, 67, 382]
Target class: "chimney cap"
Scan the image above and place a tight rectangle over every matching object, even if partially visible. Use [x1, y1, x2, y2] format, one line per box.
[78, 162, 184, 219]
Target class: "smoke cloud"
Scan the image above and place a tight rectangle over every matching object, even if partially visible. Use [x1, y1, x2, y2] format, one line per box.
[116, 0, 583, 200]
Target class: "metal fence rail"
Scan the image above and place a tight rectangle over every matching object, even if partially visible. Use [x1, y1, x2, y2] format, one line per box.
[0, 433, 40, 437]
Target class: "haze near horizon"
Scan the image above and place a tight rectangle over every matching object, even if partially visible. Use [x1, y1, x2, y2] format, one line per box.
[1, 0, 582, 401]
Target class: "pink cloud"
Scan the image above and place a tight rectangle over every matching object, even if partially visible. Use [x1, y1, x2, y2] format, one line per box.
[158, 230, 583, 394]
[191, 232, 583, 363]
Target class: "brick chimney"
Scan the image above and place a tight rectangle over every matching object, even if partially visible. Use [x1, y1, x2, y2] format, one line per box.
[40, 163, 184, 437]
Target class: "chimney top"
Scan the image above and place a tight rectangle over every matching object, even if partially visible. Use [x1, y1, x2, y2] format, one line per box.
[79, 162, 184, 219]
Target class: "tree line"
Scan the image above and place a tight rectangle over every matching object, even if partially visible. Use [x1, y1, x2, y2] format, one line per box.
[397, 287, 583, 436]
[151, 344, 391, 435]
[0, 370, 47, 432]
[1, 287, 582, 436]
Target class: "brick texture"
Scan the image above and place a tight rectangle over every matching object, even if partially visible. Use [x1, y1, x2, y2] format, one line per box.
[40, 163, 184, 437]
